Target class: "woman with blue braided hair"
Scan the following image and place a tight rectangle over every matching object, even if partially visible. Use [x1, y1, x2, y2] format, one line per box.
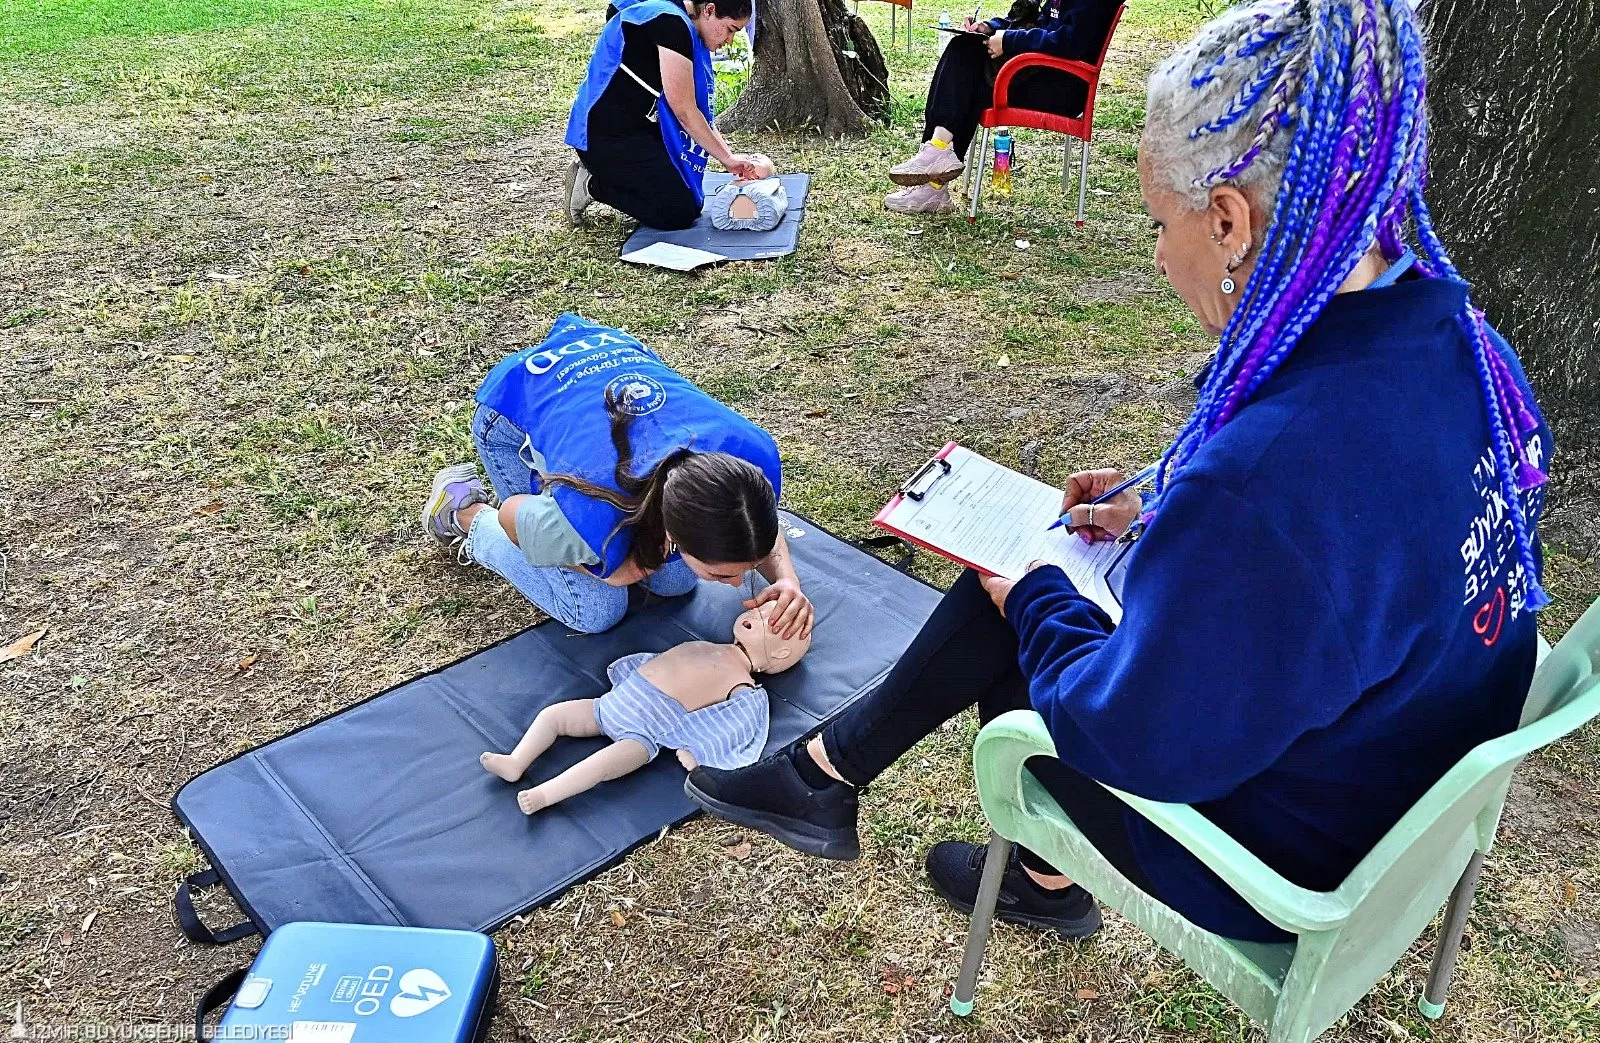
[686, 0, 1552, 944]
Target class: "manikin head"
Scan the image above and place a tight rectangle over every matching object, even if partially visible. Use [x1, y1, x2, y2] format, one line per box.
[732, 603, 812, 674]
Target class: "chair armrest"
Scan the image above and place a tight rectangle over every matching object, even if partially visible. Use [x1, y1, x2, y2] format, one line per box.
[973, 711, 1353, 934]
[993, 54, 1099, 108]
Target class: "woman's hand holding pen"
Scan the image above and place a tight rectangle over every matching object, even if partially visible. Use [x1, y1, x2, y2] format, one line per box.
[962, 16, 994, 34]
[1060, 469, 1142, 543]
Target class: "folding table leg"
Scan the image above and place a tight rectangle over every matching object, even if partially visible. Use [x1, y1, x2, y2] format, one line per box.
[952, 831, 1013, 1015]
[968, 127, 990, 222]
[1420, 850, 1486, 1019]
[1076, 138, 1090, 227]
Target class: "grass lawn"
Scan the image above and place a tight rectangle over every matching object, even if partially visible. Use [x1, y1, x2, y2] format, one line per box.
[1, 0, 1596, 1039]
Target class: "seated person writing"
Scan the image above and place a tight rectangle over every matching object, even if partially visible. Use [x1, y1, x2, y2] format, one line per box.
[688, 0, 1553, 945]
[885, 0, 1121, 214]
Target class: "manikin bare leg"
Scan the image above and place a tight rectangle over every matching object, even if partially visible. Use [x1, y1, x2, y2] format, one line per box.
[481, 699, 601, 781]
[517, 740, 651, 814]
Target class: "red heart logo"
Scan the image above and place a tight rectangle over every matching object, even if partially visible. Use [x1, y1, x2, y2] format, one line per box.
[1473, 586, 1506, 647]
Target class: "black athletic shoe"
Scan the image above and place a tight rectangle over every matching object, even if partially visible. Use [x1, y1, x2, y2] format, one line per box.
[684, 749, 861, 861]
[924, 841, 1102, 938]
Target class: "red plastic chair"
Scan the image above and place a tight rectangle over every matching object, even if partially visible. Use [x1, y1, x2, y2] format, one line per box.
[855, 0, 915, 53]
[962, 4, 1124, 226]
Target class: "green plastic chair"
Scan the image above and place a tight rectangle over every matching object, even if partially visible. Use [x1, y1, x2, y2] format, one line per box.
[951, 595, 1600, 1042]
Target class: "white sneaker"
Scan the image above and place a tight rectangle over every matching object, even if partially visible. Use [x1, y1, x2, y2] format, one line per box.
[565, 159, 593, 226]
[885, 183, 955, 215]
[889, 141, 965, 186]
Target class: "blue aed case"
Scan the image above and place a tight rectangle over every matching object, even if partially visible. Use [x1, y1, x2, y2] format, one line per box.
[214, 922, 497, 1042]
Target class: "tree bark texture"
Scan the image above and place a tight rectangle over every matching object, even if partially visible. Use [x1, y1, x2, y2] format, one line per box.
[720, 0, 890, 136]
[1424, 0, 1600, 436]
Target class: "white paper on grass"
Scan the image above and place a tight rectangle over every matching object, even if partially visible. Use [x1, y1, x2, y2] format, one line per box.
[619, 242, 726, 271]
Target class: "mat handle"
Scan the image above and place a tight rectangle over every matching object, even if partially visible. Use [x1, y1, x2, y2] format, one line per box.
[176, 868, 258, 945]
[855, 534, 916, 572]
[195, 967, 248, 1039]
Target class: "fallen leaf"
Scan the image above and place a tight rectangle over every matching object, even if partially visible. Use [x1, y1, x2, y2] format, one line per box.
[882, 981, 900, 994]
[727, 841, 752, 860]
[80, 910, 97, 935]
[1, 627, 47, 664]
[1000, 272, 1021, 281]
[609, 909, 627, 927]
[236, 655, 259, 674]
[997, 354, 1011, 368]
[804, 408, 828, 418]
[191, 501, 225, 517]
[1564, 880, 1578, 904]
[1014, 239, 1032, 250]
[1075, 988, 1099, 1000]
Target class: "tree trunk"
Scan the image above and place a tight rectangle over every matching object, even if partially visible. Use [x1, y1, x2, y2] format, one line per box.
[1423, 1, 1600, 442]
[720, 0, 890, 136]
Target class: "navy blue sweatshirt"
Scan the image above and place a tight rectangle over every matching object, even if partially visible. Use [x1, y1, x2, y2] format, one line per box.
[1005, 273, 1551, 941]
[988, 0, 1121, 61]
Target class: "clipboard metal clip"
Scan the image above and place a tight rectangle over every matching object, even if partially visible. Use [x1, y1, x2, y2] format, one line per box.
[900, 456, 953, 502]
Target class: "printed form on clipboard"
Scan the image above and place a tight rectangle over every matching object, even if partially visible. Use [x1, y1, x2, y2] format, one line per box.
[873, 443, 1134, 623]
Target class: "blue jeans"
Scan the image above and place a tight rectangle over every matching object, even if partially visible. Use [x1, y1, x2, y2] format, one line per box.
[464, 405, 698, 633]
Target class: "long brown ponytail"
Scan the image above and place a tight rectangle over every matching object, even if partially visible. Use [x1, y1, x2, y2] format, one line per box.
[541, 389, 778, 572]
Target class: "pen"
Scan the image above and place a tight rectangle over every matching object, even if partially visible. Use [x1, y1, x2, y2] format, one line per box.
[1046, 464, 1159, 532]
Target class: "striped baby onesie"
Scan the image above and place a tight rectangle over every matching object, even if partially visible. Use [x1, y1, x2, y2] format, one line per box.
[593, 652, 770, 770]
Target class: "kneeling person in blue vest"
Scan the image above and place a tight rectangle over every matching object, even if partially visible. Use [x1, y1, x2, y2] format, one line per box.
[565, 0, 776, 230]
[423, 315, 813, 640]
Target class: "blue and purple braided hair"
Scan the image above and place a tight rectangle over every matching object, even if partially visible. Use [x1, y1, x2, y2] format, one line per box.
[1144, 0, 1550, 611]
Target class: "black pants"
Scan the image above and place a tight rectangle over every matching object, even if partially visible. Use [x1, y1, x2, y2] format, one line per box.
[822, 569, 1156, 892]
[925, 35, 1091, 158]
[577, 132, 701, 231]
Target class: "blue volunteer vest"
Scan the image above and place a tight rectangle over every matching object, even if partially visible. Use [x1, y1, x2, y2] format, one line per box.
[475, 314, 783, 578]
[566, 0, 714, 206]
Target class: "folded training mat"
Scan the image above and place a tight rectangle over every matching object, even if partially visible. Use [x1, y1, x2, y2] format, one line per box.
[172, 514, 937, 941]
[620, 172, 811, 270]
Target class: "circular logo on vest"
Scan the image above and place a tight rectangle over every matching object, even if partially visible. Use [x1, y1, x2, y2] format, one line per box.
[606, 373, 667, 416]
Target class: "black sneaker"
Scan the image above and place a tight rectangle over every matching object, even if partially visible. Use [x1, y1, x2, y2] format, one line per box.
[924, 841, 1102, 938]
[684, 750, 860, 861]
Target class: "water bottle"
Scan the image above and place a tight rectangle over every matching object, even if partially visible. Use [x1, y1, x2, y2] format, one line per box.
[938, 11, 952, 54]
[992, 129, 1013, 197]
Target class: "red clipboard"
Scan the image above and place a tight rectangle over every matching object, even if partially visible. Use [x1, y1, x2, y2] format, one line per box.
[873, 442, 1002, 576]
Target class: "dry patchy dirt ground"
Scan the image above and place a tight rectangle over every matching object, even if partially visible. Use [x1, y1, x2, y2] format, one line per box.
[1, 1, 1597, 1041]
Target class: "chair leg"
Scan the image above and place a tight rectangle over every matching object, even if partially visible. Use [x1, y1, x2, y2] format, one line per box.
[951, 832, 1013, 1016]
[1420, 850, 1486, 1019]
[1075, 138, 1090, 227]
[968, 127, 990, 222]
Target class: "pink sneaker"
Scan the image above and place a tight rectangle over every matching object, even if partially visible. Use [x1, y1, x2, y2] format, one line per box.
[889, 142, 965, 186]
[885, 183, 954, 215]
